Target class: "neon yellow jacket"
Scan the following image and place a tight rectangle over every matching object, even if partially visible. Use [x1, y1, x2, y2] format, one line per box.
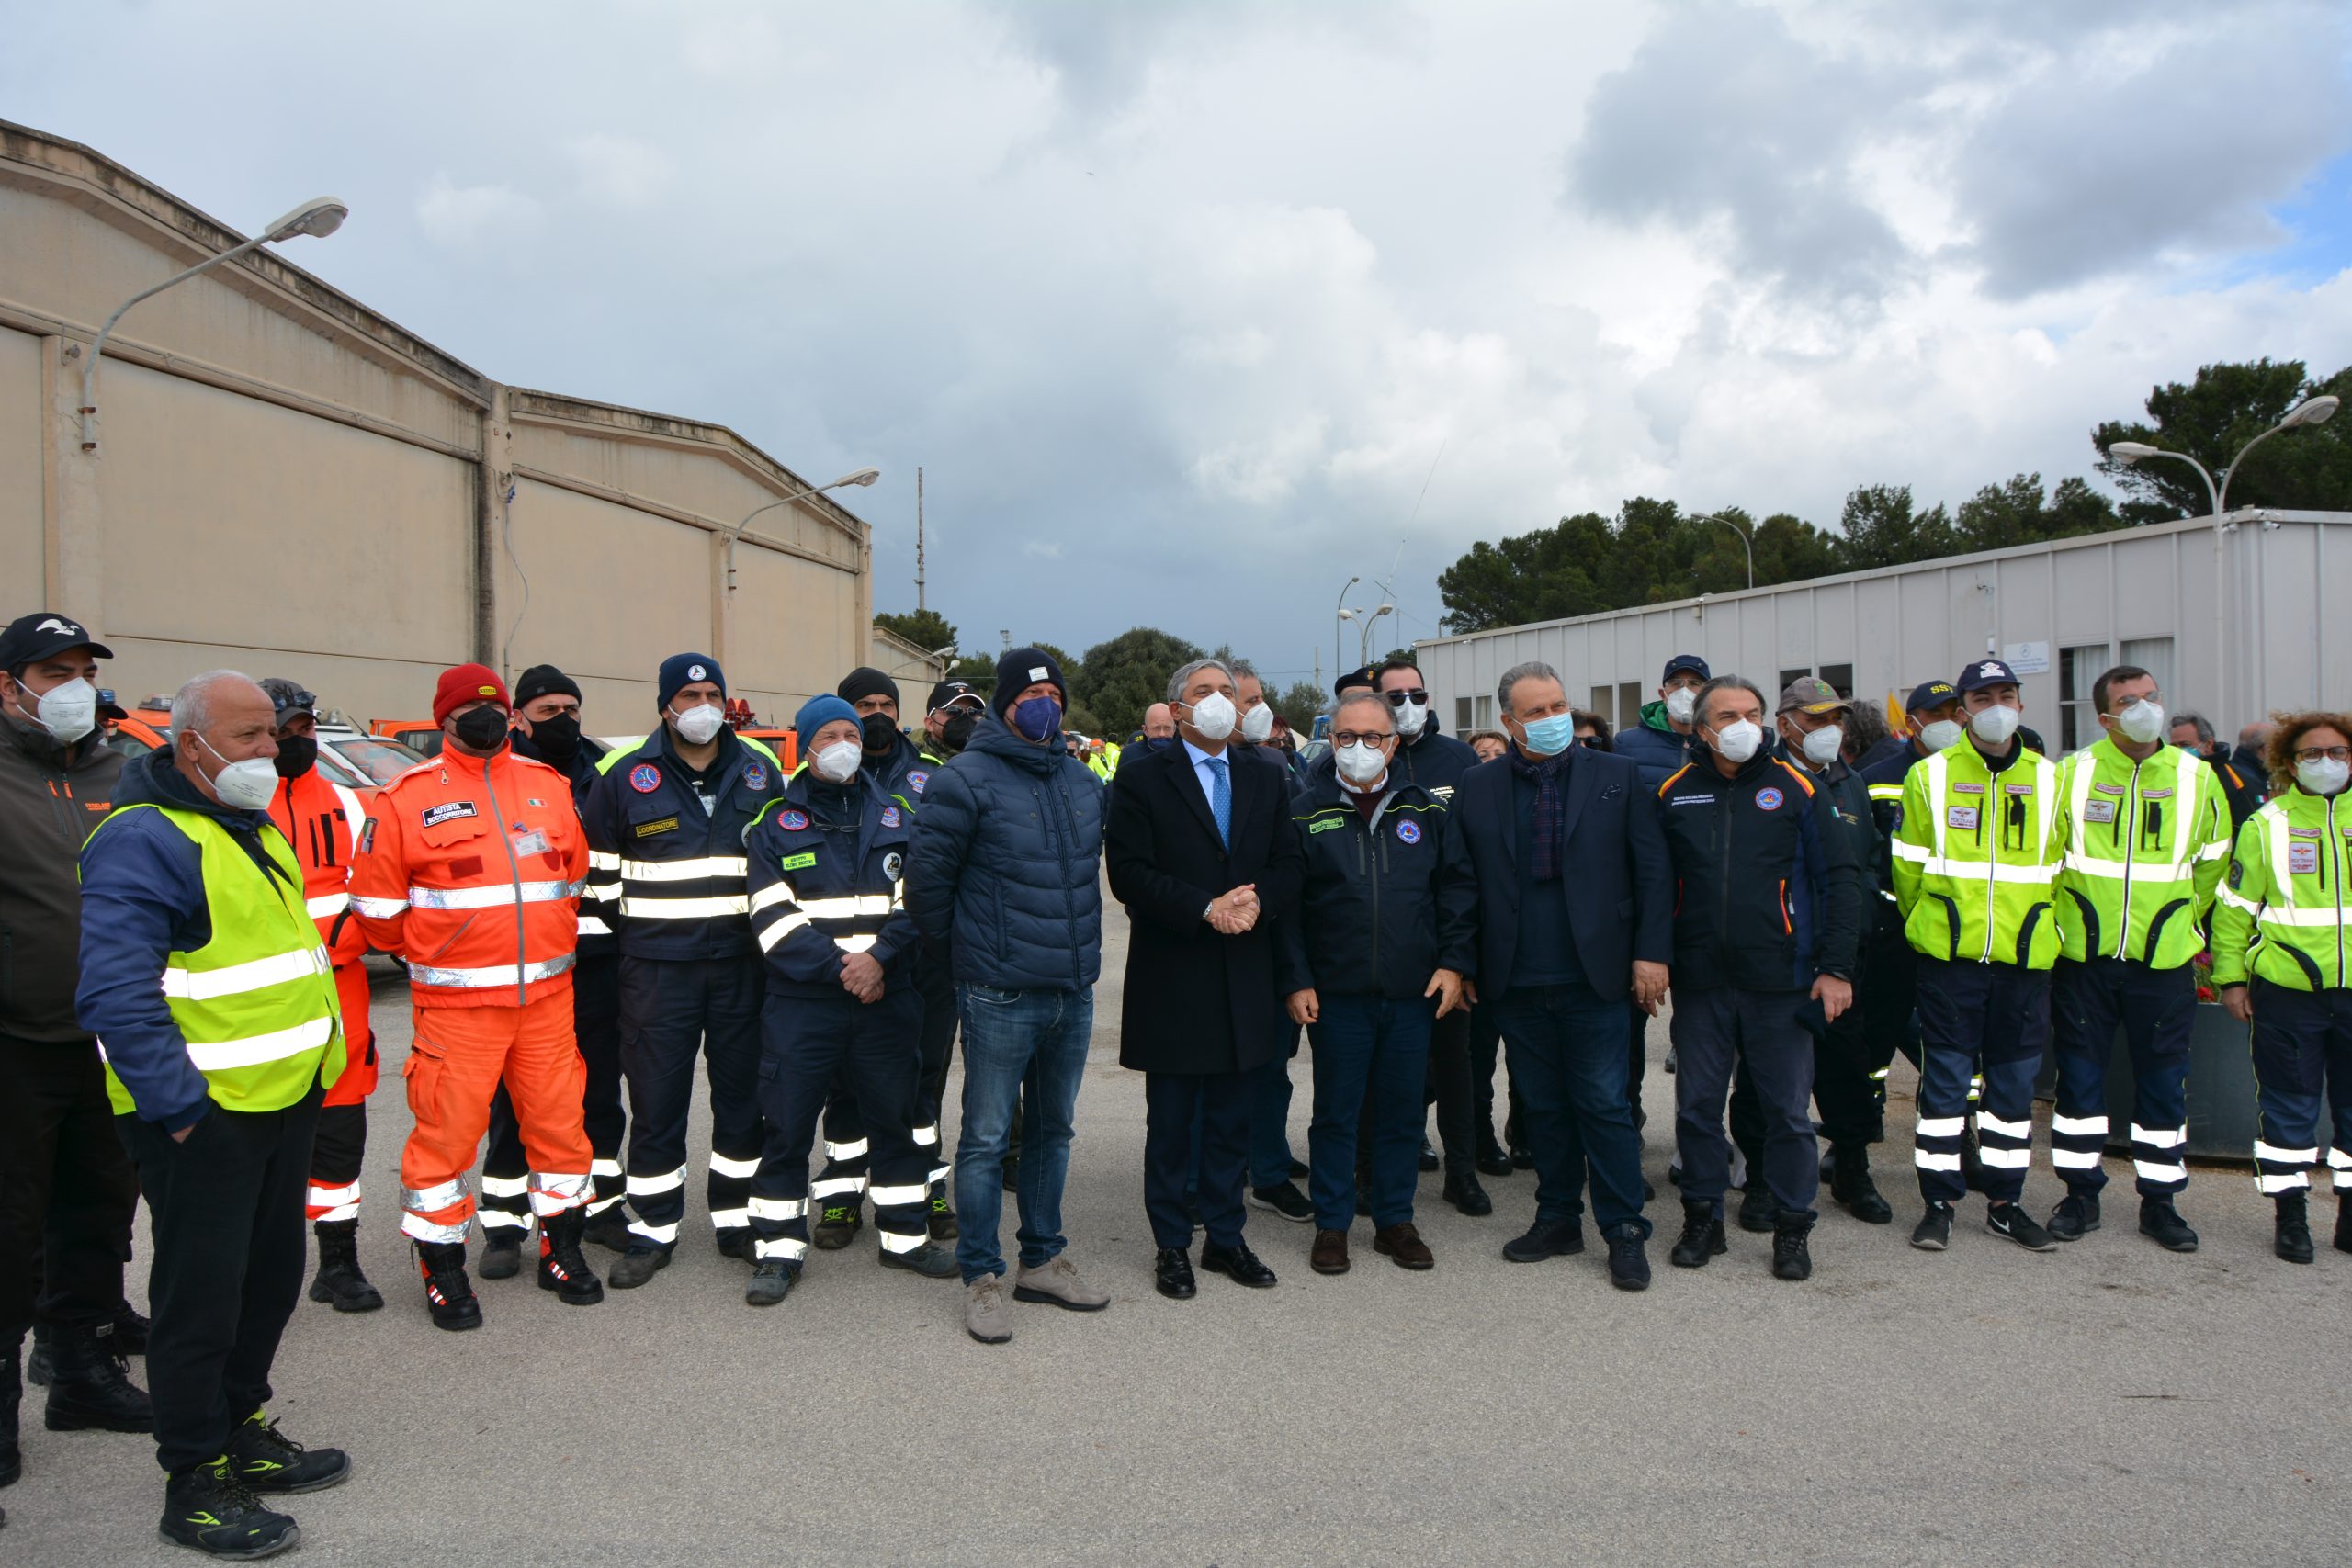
[1890, 739, 2064, 967]
[2052, 738, 2231, 968]
[2211, 785, 2351, 992]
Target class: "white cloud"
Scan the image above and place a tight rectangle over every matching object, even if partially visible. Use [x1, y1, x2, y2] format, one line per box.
[413, 174, 542, 254]
[565, 133, 673, 209]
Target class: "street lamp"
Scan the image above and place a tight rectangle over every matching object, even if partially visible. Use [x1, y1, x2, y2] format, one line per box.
[1689, 512, 1755, 591]
[1356, 603, 1396, 666]
[2108, 393, 2338, 728]
[724, 467, 881, 590]
[1333, 575, 1361, 682]
[79, 196, 349, 454]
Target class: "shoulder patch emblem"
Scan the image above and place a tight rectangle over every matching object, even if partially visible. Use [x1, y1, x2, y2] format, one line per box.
[884, 851, 904, 881]
[422, 800, 478, 829]
[358, 817, 378, 853]
[1754, 786, 1784, 812]
[2227, 858, 2243, 889]
[1395, 818, 1422, 845]
[881, 806, 903, 829]
[742, 761, 768, 793]
[907, 769, 930, 794]
[776, 808, 809, 832]
[1306, 817, 1345, 834]
[628, 763, 662, 794]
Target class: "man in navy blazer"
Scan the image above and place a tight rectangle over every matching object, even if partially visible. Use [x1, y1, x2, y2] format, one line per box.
[1447, 660, 1673, 1289]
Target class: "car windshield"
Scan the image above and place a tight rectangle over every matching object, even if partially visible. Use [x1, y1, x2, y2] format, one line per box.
[324, 736, 424, 784]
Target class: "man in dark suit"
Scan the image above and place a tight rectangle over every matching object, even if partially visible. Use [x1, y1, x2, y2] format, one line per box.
[1106, 657, 1306, 1300]
[1448, 660, 1674, 1290]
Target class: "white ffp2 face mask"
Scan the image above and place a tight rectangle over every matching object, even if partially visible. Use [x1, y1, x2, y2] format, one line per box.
[2299, 756, 2350, 797]
[1917, 718, 1963, 752]
[1392, 694, 1429, 736]
[2112, 699, 2165, 745]
[1186, 692, 1237, 741]
[19, 675, 97, 745]
[196, 732, 279, 810]
[1710, 718, 1763, 764]
[1239, 702, 1275, 744]
[1795, 723, 1844, 767]
[1969, 703, 2022, 746]
[1664, 686, 1698, 725]
[672, 703, 725, 746]
[1335, 739, 1389, 787]
[812, 739, 863, 784]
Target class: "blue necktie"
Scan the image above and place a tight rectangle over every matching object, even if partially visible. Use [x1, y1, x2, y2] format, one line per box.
[1206, 755, 1230, 847]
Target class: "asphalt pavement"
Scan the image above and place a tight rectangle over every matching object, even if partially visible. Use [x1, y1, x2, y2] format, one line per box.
[11, 897, 2352, 1566]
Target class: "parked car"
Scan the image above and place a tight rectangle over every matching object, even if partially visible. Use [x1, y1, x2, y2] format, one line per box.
[103, 709, 383, 795]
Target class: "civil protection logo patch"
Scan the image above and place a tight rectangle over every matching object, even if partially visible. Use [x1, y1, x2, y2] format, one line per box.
[908, 769, 930, 794]
[1395, 818, 1422, 845]
[1754, 787, 1785, 812]
[881, 806, 903, 828]
[777, 809, 809, 832]
[742, 761, 768, 792]
[628, 763, 662, 794]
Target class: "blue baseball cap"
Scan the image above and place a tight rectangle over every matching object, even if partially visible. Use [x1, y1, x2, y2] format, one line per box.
[1905, 679, 1960, 713]
[1662, 653, 1710, 682]
[1955, 659, 2021, 694]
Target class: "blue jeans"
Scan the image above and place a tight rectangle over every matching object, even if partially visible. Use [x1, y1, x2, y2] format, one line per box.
[1307, 995, 1430, 1230]
[1496, 982, 1652, 1238]
[954, 985, 1092, 1282]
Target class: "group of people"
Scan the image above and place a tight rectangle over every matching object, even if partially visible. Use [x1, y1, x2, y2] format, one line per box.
[6, 602, 2350, 1559]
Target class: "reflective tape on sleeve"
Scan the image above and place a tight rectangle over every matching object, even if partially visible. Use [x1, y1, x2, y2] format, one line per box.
[352, 895, 409, 918]
[306, 892, 350, 919]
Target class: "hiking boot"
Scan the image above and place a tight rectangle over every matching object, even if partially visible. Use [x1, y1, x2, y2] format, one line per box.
[537, 1210, 605, 1304]
[1985, 1201, 2057, 1251]
[2277, 1192, 2315, 1264]
[965, 1276, 1013, 1344]
[1771, 1212, 1815, 1281]
[476, 1230, 525, 1280]
[1910, 1201, 1953, 1251]
[1828, 1145, 1893, 1224]
[224, 1409, 350, 1495]
[1736, 1182, 1779, 1234]
[581, 1209, 633, 1253]
[744, 1260, 798, 1306]
[1013, 1254, 1111, 1311]
[1606, 1227, 1651, 1292]
[414, 1241, 482, 1331]
[306, 1220, 384, 1313]
[1442, 1162, 1494, 1217]
[1374, 1224, 1435, 1270]
[42, 1323, 152, 1432]
[1669, 1202, 1726, 1269]
[1310, 1228, 1351, 1275]
[1249, 1180, 1315, 1223]
[927, 1182, 959, 1241]
[1502, 1218, 1585, 1262]
[606, 1244, 673, 1290]
[879, 1240, 961, 1278]
[159, 1456, 300, 1559]
[2047, 1192, 2101, 1242]
[2139, 1198, 2199, 1253]
[813, 1202, 863, 1250]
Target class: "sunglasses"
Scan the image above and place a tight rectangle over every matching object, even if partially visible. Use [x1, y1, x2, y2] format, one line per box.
[1381, 689, 1429, 707]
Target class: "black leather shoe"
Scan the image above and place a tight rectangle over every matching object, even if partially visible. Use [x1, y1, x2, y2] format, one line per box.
[1829, 1147, 1894, 1224]
[1199, 1241, 1278, 1288]
[1153, 1247, 1197, 1299]
[1736, 1183, 1778, 1234]
[1501, 1218, 1584, 1262]
[2139, 1198, 2199, 1253]
[1668, 1203, 1726, 1268]
[1441, 1164, 1493, 1217]
[1476, 1126, 1514, 1179]
[1418, 1136, 1441, 1173]
[2276, 1192, 2315, 1264]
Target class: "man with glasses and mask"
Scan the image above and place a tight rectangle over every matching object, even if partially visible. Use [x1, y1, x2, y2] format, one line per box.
[0, 612, 150, 1476]
[250, 680, 384, 1315]
[1657, 677, 1860, 1282]
[477, 667, 631, 1266]
[583, 654, 786, 1292]
[920, 679, 987, 767]
[1449, 661, 1672, 1291]
[1614, 654, 1709, 792]
[1278, 690, 1473, 1274]
[2044, 666, 2231, 1253]
[1888, 659, 2066, 1253]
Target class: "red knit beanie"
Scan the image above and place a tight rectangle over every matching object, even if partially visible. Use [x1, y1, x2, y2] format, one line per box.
[433, 663, 510, 725]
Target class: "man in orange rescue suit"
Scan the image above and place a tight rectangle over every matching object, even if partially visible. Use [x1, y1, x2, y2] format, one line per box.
[255, 679, 383, 1315]
[348, 664, 604, 1330]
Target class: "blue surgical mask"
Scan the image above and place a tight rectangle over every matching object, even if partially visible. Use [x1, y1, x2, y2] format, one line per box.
[1012, 695, 1063, 744]
[1519, 714, 1576, 757]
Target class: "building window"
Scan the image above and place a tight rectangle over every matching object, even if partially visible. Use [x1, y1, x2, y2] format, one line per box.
[1476, 694, 1495, 728]
[1589, 686, 1615, 728]
[1819, 663, 1854, 699]
[1455, 696, 1474, 733]
[1618, 682, 1642, 732]
[2120, 637, 2175, 711]
[2058, 643, 2111, 752]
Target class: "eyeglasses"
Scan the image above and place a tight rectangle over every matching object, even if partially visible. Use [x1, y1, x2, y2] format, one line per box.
[1380, 689, 1429, 707]
[1330, 731, 1394, 748]
[1576, 735, 1602, 749]
[2296, 745, 2352, 763]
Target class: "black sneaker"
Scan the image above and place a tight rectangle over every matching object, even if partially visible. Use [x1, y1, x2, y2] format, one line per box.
[2139, 1198, 2199, 1253]
[225, 1410, 350, 1494]
[2277, 1192, 2315, 1264]
[1910, 1201, 1953, 1250]
[2047, 1192, 2101, 1242]
[878, 1240, 961, 1278]
[1248, 1181, 1315, 1223]
[1828, 1148, 1893, 1224]
[1736, 1183, 1778, 1234]
[1985, 1201, 2058, 1251]
[581, 1210, 634, 1253]
[1501, 1218, 1584, 1262]
[1287, 1156, 1310, 1180]
[812, 1204, 863, 1250]
[160, 1457, 300, 1559]
[745, 1260, 797, 1306]
[605, 1244, 673, 1290]
[1771, 1214, 1815, 1281]
[476, 1231, 525, 1280]
[1668, 1204, 1726, 1269]
[1607, 1229, 1651, 1291]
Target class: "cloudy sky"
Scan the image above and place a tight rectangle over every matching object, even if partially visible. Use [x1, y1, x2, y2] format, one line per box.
[10, 0, 2350, 688]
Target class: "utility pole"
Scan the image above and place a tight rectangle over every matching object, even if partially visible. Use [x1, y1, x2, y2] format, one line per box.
[915, 466, 926, 613]
[1001, 627, 1011, 652]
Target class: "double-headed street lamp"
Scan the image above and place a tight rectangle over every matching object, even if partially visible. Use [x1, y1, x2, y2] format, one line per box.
[2109, 392, 2339, 728]
[724, 467, 882, 591]
[79, 196, 350, 454]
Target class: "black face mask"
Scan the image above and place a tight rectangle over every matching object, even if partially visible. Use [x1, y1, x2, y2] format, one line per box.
[940, 711, 978, 752]
[272, 735, 318, 779]
[530, 712, 582, 762]
[861, 713, 899, 755]
[450, 705, 511, 752]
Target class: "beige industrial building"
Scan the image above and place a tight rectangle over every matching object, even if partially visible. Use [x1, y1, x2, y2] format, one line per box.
[0, 119, 932, 728]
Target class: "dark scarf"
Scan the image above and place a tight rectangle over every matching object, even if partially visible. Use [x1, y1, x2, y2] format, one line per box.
[1507, 742, 1572, 881]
